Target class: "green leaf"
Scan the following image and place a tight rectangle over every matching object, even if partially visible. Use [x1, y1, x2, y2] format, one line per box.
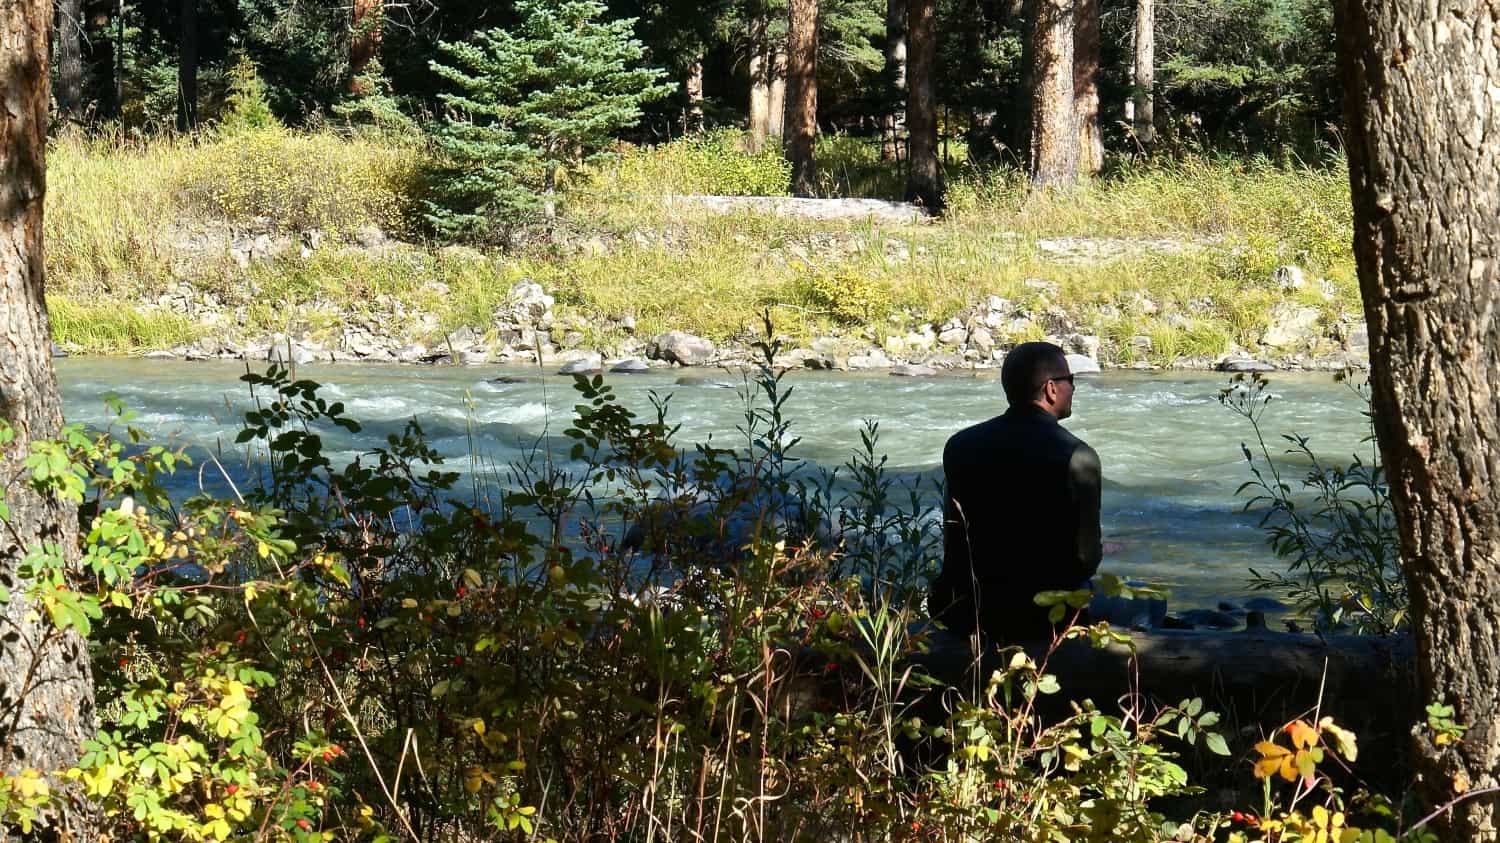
[1205, 732, 1230, 756]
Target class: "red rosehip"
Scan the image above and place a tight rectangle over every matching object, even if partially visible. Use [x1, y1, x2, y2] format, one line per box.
[457, 586, 467, 598]
[296, 818, 312, 831]
[226, 784, 239, 795]
[452, 655, 464, 666]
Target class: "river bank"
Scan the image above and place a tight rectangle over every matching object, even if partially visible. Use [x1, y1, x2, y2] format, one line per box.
[44, 131, 1363, 372]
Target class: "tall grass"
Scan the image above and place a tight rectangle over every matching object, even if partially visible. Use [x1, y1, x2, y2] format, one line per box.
[43, 130, 1359, 364]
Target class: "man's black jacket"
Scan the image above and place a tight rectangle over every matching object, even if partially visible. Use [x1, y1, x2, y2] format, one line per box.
[929, 404, 1103, 640]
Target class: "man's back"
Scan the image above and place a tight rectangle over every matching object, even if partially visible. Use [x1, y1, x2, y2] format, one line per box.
[933, 405, 1102, 640]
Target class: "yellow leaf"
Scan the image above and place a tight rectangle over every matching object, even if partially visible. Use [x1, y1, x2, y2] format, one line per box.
[1253, 741, 1292, 780]
[1287, 719, 1320, 750]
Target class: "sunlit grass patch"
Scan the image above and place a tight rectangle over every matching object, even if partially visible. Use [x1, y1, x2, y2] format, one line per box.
[49, 298, 202, 354]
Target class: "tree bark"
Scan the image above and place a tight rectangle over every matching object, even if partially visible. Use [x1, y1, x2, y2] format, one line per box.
[785, 0, 818, 196]
[1, 0, 94, 835]
[350, 0, 382, 92]
[83, 0, 117, 119]
[1131, 0, 1154, 145]
[1072, 0, 1102, 175]
[768, 48, 788, 140]
[882, 0, 907, 161]
[175, 0, 198, 132]
[748, 13, 770, 152]
[54, 0, 86, 123]
[1027, 0, 1078, 187]
[1335, 0, 1500, 837]
[685, 56, 705, 133]
[905, 0, 942, 209]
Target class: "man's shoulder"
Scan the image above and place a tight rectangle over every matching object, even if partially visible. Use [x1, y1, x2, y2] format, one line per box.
[944, 417, 1001, 452]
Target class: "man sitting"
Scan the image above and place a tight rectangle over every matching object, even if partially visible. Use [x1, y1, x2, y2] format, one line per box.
[928, 342, 1102, 642]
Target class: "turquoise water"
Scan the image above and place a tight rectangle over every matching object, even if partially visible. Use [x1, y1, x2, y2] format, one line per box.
[56, 359, 1371, 608]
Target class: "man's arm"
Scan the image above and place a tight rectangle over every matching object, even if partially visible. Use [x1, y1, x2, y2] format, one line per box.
[1068, 442, 1103, 579]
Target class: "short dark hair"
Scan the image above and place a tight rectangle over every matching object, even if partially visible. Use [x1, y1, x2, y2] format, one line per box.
[1001, 342, 1069, 405]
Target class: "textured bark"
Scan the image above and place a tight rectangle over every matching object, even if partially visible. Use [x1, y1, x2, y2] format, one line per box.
[1, 0, 94, 835]
[882, 0, 907, 160]
[767, 48, 787, 139]
[175, 0, 198, 131]
[1027, 0, 1077, 187]
[685, 56, 704, 132]
[1335, 0, 1500, 837]
[83, 0, 116, 118]
[53, 0, 86, 123]
[1072, 0, 1102, 175]
[748, 14, 770, 152]
[349, 0, 382, 91]
[1132, 0, 1154, 145]
[905, 0, 942, 208]
[785, 0, 818, 196]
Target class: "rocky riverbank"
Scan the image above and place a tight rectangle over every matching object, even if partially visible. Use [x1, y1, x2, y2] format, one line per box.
[101, 273, 1369, 376]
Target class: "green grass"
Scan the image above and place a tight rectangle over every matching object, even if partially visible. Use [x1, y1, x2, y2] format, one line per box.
[43, 130, 1361, 365]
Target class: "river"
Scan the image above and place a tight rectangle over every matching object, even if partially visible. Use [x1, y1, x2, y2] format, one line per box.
[56, 358, 1373, 609]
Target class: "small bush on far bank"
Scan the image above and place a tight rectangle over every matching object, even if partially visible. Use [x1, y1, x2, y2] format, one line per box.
[589, 129, 793, 197]
[181, 126, 425, 237]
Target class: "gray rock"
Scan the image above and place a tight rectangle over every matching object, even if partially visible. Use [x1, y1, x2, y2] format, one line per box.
[802, 354, 838, 370]
[891, 363, 938, 377]
[647, 330, 716, 366]
[1066, 333, 1101, 360]
[446, 326, 481, 351]
[968, 326, 995, 352]
[618, 314, 637, 332]
[846, 348, 893, 369]
[937, 327, 968, 347]
[1065, 354, 1101, 374]
[268, 342, 317, 366]
[1176, 609, 1241, 630]
[459, 349, 490, 366]
[557, 353, 604, 375]
[1274, 265, 1307, 291]
[609, 358, 651, 373]
[1216, 356, 1276, 373]
[494, 280, 555, 327]
[1345, 322, 1369, 354]
[342, 328, 381, 358]
[50, 341, 67, 358]
[438, 244, 483, 262]
[143, 349, 177, 360]
[1260, 303, 1322, 349]
[1130, 335, 1153, 355]
[489, 375, 539, 385]
[396, 344, 429, 364]
[353, 224, 387, 248]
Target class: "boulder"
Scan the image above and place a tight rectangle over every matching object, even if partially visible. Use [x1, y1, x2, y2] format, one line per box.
[143, 349, 177, 360]
[1066, 333, 1101, 360]
[1216, 355, 1276, 373]
[846, 349, 892, 369]
[1260, 303, 1322, 349]
[1344, 321, 1370, 354]
[395, 344, 429, 364]
[891, 363, 938, 377]
[1274, 265, 1307, 291]
[353, 224, 387, 248]
[446, 326, 482, 351]
[937, 326, 968, 347]
[268, 342, 317, 366]
[558, 353, 604, 375]
[1065, 354, 1101, 374]
[646, 331, 716, 366]
[968, 326, 995, 352]
[494, 280, 555, 327]
[458, 349, 490, 366]
[50, 341, 67, 358]
[609, 358, 651, 374]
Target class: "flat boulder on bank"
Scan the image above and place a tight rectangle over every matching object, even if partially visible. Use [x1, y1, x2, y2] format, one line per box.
[647, 331, 715, 366]
[610, 358, 651, 374]
[1065, 354, 1102, 374]
[557, 353, 604, 375]
[891, 363, 938, 377]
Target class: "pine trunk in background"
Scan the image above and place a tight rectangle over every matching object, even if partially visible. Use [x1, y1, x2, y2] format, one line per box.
[1072, 0, 1102, 175]
[0, 0, 95, 836]
[905, 0, 942, 209]
[349, 0, 383, 92]
[685, 56, 705, 132]
[1132, 0, 1154, 145]
[175, 0, 198, 131]
[1335, 0, 1500, 837]
[768, 48, 788, 139]
[748, 13, 770, 152]
[1027, 0, 1077, 187]
[786, 0, 818, 196]
[54, 0, 86, 123]
[882, 0, 907, 161]
[84, 0, 117, 118]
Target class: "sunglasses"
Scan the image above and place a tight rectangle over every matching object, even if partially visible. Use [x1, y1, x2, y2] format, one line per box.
[1049, 374, 1075, 385]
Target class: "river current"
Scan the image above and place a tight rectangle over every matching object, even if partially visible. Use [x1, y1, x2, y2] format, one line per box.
[57, 359, 1371, 609]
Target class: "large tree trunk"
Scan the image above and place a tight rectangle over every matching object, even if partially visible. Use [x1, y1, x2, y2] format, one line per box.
[905, 0, 942, 209]
[1335, 0, 1500, 837]
[748, 14, 770, 152]
[83, 0, 117, 119]
[350, 0, 382, 91]
[1131, 0, 1154, 145]
[1, 0, 94, 836]
[175, 0, 198, 132]
[54, 0, 86, 123]
[1026, 0, 1077, 187]
[1072, 0, 1102, 176]
[767, 48, 788, 140]
[785, 0, 818, 197]
[881, 0, 907, 161]
[685, 55, 705, 133]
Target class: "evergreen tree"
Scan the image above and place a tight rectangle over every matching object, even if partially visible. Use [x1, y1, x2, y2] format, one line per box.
[425, 0, 673, 241]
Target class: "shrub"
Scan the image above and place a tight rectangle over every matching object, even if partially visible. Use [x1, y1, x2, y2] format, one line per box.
[180, 127, 424, 237]
[799, 268, 896, 325]
[590, 129, 793, 197]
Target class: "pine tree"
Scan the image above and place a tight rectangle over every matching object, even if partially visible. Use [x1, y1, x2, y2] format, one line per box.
[425, 0, 673, 242]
